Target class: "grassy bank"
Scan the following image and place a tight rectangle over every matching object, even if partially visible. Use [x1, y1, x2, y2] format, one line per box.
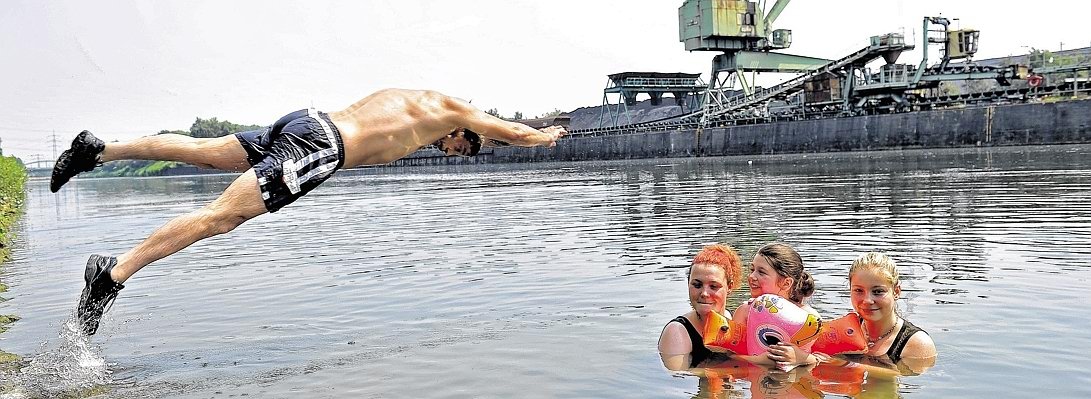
[1, 155, 27, 259]
[86, 159, 184, 178]
[1, 155, 28, 367]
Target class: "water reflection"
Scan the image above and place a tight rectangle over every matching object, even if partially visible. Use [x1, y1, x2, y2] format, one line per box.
[684, 361, 904, 399]
[1, 145, 1089, 397]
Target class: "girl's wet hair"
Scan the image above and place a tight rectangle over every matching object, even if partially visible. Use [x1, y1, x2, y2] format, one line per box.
[849, 252, 900, 288]
[690, 244, 744, 291]
[756, 243, 814, 303]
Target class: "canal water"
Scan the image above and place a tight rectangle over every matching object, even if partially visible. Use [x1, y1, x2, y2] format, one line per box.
[2, 145, 1090, 398]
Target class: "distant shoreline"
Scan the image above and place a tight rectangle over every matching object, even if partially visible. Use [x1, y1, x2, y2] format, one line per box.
[25, 97, 1091, 178]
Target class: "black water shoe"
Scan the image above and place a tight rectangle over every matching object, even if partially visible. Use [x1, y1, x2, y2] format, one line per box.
[50, 130, 105, 192]
[77, 254, 125, 336]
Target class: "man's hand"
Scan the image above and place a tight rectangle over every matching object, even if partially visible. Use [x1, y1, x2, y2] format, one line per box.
[538, 125, 567, 147]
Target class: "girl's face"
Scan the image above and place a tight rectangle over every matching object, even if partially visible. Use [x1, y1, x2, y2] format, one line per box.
[850, 268, 900, 322]
[689, 263, 728, 316]
[748, 254, 790, 298]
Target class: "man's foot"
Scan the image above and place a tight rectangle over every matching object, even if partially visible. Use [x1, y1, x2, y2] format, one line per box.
[77, 254, 125, 336]
[50, 130, 105, 192]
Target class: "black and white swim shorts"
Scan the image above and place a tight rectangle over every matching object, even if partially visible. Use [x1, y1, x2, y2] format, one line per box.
[234, 109, 345, 212]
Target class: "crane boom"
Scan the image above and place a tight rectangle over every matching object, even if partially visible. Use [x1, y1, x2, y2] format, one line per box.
[764, 0, 790, 27]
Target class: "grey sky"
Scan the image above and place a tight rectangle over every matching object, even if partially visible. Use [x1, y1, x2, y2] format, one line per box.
[2, 0, 1087, 162]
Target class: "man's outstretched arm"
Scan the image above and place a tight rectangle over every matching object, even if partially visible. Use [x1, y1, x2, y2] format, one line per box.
[441, 97, 566, 147]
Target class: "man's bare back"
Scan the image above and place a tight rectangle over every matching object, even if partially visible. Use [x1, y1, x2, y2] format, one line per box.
[329, 88, 565, 167]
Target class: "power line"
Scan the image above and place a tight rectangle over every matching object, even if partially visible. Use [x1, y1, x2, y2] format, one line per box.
[50, 130, 59, 160]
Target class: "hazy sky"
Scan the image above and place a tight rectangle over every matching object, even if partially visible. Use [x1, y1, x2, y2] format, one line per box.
[2, 0, 1087, 162]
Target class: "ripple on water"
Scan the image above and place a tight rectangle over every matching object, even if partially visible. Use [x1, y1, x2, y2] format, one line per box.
[2, 145, 1091, 397]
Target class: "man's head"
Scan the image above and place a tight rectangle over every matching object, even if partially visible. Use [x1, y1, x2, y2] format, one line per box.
[435, 128, 482, 157]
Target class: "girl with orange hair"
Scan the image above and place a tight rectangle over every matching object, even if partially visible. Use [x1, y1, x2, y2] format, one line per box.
[658, 244, 745, 370]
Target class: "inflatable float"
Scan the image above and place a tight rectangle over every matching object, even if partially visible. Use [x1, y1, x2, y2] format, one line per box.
[702, 294, 867, 356]
[809, 313, 868, 356]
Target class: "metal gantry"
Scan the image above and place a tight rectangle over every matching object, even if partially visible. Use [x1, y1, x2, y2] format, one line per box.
[598, 72, 705, 128]
[570, 4, 1091, 137]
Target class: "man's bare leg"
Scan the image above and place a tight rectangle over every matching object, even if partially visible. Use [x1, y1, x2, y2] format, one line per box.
[102, 134, 251, 171]
[77, 169, 268, 335]
[52, 132, 253, 192]
[111, 169, 268, 282]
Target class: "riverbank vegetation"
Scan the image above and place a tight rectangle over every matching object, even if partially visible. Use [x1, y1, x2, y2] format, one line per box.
[1, 155, 27, 367]
[0, 155, 26, 262]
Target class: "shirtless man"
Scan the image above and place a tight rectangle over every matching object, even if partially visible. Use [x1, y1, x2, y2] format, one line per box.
[50, 88, 567, 335]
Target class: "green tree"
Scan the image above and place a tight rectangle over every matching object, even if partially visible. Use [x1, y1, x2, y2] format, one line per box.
[1028, 48, 1053, 69]
[188, 117, 262, 138]
[485, 108, 501, 118]
[89, 116, 259, 177]
[512, 111, 523, 120]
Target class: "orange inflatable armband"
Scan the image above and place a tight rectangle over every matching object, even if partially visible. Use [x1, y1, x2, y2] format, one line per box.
[701, 311, 748, 354]
[810, 313, 868, 355]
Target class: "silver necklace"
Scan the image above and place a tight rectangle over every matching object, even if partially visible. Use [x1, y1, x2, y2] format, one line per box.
[864, 319, 899, 348]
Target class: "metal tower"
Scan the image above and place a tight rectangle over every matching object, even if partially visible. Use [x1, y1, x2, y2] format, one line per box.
[598, 72, 705, 128]
[678, 0, 829, 122]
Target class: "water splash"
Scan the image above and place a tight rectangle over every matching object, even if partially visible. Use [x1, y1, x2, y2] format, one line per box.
[1, 318, 111, 398]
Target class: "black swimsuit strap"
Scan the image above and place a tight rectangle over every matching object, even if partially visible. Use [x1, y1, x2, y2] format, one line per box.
[885, 318, 925, 364]
[672, 316, 703, 346]
[670, 316, 711, 367]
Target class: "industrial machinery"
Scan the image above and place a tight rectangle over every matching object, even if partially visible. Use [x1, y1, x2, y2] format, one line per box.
[598, 72, 705, 128]
[678, 0, 829, 123]
[575, 3, 1091, 137]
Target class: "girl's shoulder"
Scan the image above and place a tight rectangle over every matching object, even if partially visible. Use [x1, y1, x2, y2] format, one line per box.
[731, 300, 753, 318]
[895, 327, 937, 375]
[658, 314, 697, 352]
[903, 326, 937, 357]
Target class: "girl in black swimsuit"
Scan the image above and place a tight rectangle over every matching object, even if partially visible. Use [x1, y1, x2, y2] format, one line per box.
[657, 244, 745, 370]
[842, 252, 937, 374]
